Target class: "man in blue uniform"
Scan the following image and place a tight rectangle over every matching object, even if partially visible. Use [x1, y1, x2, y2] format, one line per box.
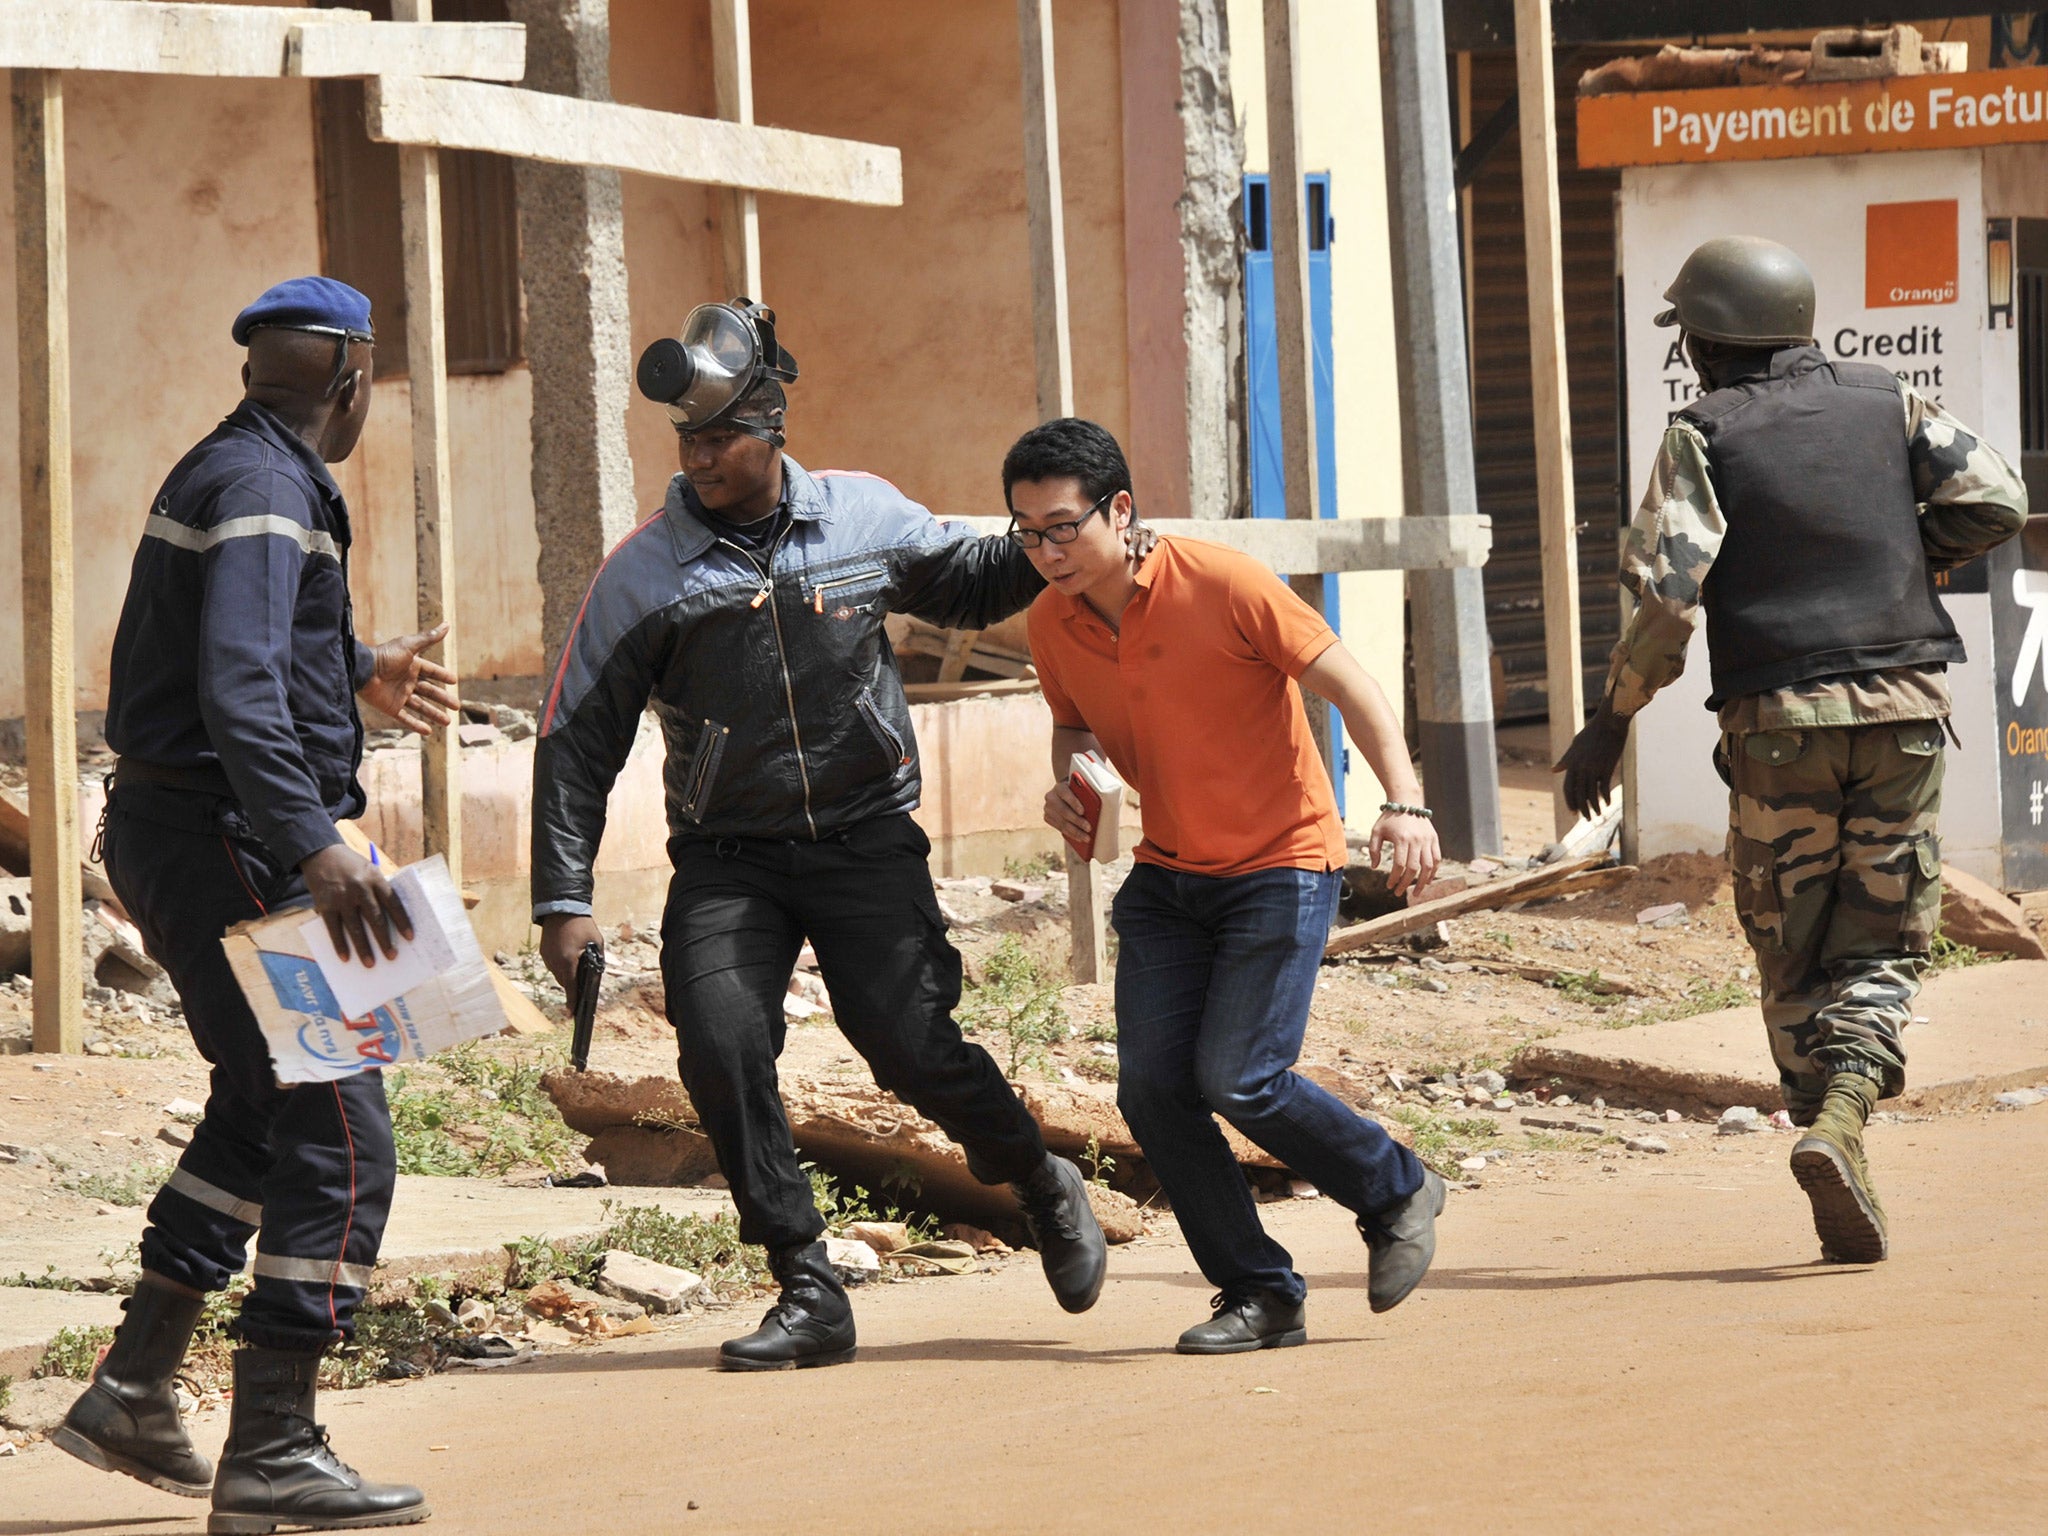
[54, 277, 453, 1534]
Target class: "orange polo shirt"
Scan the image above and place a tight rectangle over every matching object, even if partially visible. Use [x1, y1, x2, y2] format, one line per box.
[1028, 536, 1346, 878]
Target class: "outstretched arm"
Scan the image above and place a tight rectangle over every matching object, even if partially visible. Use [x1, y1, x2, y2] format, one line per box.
[1298, 640, 1439, 896]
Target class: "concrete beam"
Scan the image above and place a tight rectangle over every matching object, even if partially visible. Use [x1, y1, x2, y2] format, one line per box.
[0, 2, 524, 80]
[366, 75, 903, 204]
[953, 514, 1491, 574]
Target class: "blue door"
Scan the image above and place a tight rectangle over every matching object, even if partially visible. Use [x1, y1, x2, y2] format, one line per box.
[1245, 171, 1345, 809]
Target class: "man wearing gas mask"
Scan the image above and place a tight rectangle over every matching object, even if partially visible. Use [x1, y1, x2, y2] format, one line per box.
[531, 300, 1109, 1369]
[1556, 237, 2027, 1266]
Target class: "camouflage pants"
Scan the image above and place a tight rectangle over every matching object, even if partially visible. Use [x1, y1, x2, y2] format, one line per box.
[1721, 719, 1945, 1119]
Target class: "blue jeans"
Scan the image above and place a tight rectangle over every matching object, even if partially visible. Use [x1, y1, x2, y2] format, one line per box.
[1112, 862, 1425, 1303]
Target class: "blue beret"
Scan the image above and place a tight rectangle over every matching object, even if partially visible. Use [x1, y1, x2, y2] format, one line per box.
[231, 276, 374, 347]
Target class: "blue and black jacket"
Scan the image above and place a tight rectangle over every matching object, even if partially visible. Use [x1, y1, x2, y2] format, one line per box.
[104, 400, 372, 869]
[531, 459, 1040, 920]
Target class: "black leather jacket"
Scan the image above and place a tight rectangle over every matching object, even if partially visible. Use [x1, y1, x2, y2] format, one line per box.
[531, 459, 1040, 918]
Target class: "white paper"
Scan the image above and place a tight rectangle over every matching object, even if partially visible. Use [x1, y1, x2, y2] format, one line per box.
[299, 860, 459, 1020]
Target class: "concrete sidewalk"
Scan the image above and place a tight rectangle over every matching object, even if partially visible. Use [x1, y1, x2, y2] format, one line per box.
[1514, 959, 2048, 1110]
[1, 1176, 738, 1379]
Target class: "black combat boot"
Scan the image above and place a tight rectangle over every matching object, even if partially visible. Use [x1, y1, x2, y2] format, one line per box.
[718, 1241, 858, 1371]
[1011, 1153, 1108, 1314]
[207, 1346, 429, 1534]
[51, 1275, 213, 1497]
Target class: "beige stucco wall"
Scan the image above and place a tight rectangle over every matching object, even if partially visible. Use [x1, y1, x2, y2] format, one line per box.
[611, 0, 1133, 522]
[1225, 0, 1409, 828]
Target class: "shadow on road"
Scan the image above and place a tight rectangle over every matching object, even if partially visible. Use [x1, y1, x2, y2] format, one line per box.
[1393, 1262, 1869, 1291]
[0, 1521, 191, 1535]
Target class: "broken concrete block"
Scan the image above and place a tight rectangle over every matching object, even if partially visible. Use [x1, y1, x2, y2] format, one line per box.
[1085, 1182, 1147, 1244]
[823, 1236, 881, 1283]
[990, 880, 1044, 903]
[1718, 1106, 1766, 1135]
[581, 1125, 721, 1188]
[842, 1220, 909, 1256]
[1624, 1135, 1670, 1154]
[1938, 865, 2048, 961]
[0, 1376, 83, 1434]
[0, 877, 30, 974]
[1635, 902, 1687, 928]
[597, 1250, 704, 1314]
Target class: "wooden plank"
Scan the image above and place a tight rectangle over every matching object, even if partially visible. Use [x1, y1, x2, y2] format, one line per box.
[13, 69, 82, 1055]
[366, 75, 903, 205]
[290, 19, 524, 81]
[951, 513, 1492, 573]
[1324, 855, 1606, 956]
[1016, 0, 1097, 984]
[1514, 0, 1583, 837]
[1017, 0, 1074, 422]
[0, 3, 523, 80]
[394, 0, 462, 889]
[709, 0, 762, 298]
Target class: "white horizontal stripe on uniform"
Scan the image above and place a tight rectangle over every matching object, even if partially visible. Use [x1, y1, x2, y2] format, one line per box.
[164, 1167, 263, 1226]
[252, 1252, 376, 1290]
[144, 512, 339, 563]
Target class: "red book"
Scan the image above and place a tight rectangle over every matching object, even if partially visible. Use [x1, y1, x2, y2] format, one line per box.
[1065, 751, 1125, 863]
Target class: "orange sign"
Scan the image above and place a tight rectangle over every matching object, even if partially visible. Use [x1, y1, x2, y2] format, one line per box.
[1865, 199, 1959, 308]
[1577, 67, 2048, 169]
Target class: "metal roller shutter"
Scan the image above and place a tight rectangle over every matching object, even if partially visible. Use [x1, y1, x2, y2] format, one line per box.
[1459, 49, 1627, 722]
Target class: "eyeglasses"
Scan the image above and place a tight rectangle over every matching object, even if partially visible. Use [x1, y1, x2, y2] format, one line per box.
[1006, 491, 1113, 549]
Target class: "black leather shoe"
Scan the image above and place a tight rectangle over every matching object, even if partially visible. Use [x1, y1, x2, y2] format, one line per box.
[51, 1276, 213, 1498]
[208, 1347, 429, 1534]
[1011, 1154, 1108, 1314]
[719, 1241, 857, 1371]
[1175, 1288, 1307, 1355]
[1358, 1168, 1445, 1314]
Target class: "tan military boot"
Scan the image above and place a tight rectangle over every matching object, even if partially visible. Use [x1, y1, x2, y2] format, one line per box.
[1789, 1073, 1887, 1263]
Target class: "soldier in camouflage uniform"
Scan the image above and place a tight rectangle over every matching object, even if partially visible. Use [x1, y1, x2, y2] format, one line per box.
[1558, 236, 2027, 1264]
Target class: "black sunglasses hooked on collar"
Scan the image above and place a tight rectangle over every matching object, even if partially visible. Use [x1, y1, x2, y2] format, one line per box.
[1005, 490, 1114, 549]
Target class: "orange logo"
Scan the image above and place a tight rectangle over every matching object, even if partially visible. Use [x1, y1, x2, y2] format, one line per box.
[1866, 200, 1959, 308]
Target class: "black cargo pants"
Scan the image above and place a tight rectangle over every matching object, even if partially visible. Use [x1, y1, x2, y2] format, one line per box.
[660, 812, 1047, 1251]
[103, 784, 395, 1353]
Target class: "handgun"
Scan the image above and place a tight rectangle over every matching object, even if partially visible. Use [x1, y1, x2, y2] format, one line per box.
[569, 941, 606, 1073]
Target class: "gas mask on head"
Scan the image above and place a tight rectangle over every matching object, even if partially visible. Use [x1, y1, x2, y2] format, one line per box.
[635, 299, 799, 445]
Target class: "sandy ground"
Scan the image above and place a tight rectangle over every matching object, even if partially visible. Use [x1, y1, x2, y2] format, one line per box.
[6, 1101, 2045, 1534]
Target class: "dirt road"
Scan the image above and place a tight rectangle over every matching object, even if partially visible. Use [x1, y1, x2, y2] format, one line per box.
[9, 1105, 2046, 1535]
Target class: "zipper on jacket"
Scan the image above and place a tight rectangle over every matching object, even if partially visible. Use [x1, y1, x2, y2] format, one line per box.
[807, 568, 886, 615]
[719, 531, 818, 839]
[854, 687, 910, 767]
[681, 719, 731, 822]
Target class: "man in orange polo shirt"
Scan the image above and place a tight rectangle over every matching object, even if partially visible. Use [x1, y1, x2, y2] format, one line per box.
[1006, 418, 1447, 1353]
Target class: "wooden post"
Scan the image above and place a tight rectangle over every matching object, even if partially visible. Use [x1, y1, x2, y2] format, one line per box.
[394, 0, 461, 886]
[710, 0, 762, 298]
[1514, 0, 1582, 836]
[1016, 0, 1102, 984]
[13, 69, 83, 1054]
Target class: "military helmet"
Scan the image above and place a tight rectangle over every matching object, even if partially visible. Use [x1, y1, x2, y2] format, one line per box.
[1654, 236, 1815, 346]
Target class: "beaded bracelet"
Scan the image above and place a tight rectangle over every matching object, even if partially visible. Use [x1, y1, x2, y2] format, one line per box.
[1380, 801, 1433, 819]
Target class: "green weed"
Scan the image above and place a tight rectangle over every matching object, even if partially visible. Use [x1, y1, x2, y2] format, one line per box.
[2, 1266, 88, 1291]
[509, 1202, 769, 1297]
[387, 1039, 579, 1178]
[1002, 851, 1062, 881]
[35, 1325, 115, 1380]
[1081, 1135, 1115, 1188]
[1387, 1106, 1498, 1178]
[959, 936, 1069, 1078]
[1929, 927, 1999, 974]
[60, 1162, 172, 1208]
[806, 1165, 941, 1243]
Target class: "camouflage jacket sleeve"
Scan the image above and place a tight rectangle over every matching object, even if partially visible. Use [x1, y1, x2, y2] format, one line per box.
[1601, 421, 1724, 716]
[1904, 384, 2029, 570]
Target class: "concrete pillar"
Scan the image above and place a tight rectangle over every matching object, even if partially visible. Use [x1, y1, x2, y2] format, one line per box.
[509, 0, 637, 666]
[1376, 0, 1502, 859]
[1176, 0, 1245, 520]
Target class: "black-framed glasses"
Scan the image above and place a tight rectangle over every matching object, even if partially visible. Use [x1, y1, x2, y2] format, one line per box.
[1006, 490, 1113, 549]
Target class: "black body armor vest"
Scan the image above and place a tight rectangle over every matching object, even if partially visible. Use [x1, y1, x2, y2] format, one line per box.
[1678, 346, 1962, 706]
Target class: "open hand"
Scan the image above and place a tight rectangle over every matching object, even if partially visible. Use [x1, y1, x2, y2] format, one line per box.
[1370, 810, 1441, 898]
[359, 623, 459, 736]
